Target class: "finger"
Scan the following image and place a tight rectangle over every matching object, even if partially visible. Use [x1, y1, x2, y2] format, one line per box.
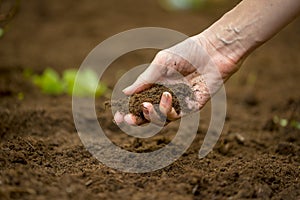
[113, 111, 124, 125]
[124, 114, 145, 126]
[122, 80, 152, 95]
[159, 92, 181, 121]
[142, 102, 166, 126]
[167, 108, 181, 121]
[159, 92, 172, 116]
[122, 70, 152, 95]
[142, 102, 151, 121]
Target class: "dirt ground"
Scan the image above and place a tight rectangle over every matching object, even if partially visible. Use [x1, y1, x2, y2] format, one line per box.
[0, 0, 300, 199]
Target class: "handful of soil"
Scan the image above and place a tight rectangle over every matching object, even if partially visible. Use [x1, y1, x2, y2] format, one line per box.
[105, 83, 195, 120]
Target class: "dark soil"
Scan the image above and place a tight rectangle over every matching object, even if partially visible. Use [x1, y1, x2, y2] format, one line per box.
[0, 0, 300, 200]
[107, 83, 195, 119]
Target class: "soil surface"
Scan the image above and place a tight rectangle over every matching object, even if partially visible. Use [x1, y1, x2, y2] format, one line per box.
[0, 0, 300, 200]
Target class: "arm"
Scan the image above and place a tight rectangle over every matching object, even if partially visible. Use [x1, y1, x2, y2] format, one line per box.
[201, 0, 300, 66]
[116, 0, 300, 126]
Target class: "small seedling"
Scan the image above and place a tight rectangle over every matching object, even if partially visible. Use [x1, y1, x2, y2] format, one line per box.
[63, 69, 107, 97]
[158, 0, 207, 11]
[290, 120, 300, 130]
[273, 115, 300, 130]
[26, 68, 107, 97]
[0, 28, 4, 38]
[17, 92, 24, 100]
[32, 68, 65, 95]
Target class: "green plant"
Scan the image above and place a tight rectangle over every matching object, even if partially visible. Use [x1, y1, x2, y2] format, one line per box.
[273, 115, 300, 130]
[63, 69, 107, 97]
[290, 120, 300, 130]
[0, 28, 4, 38]
[26, 68, 107, 97]
[32, 68, 65, 95]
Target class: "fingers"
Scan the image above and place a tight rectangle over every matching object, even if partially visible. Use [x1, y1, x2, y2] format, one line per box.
[113, 111, 124, 125]
[124, 114, 144, 126]
[159, 92, 181, 120]
[142, 102, 166, 126]
[141, 92, 181, 125]
[159, 92, 172, 116]
[114, 92, 181, 127]
[114, 112, 145, 126]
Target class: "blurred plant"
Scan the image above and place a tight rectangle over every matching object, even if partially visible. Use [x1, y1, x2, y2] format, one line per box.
[0, 27, 3, 37]
[158, 0, 227, 11]
[32, 68, 65, 95]
[17, 92, 24, 100]
[62, 69, 107, 97]
[158, 0, 206, 11]
[273, 115, 300, 130]
[24, 68, 107, 97]
[0, 0, 20, 38]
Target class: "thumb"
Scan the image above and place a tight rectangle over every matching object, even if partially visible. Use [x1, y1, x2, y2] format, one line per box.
[122, 62, 163, 95]
[122, 77, 152, 95]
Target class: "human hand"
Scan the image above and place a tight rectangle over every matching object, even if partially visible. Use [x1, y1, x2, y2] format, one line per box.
[114, 33, 241, 126]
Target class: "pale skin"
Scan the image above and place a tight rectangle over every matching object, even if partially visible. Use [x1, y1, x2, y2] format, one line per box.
[114, 0, 300, 126]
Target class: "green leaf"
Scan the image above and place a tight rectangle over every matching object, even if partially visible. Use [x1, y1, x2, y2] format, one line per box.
[23, 68, 34, 79]
[17, 92, 24, 100]
[29, 68, 107, 97]
[62, 69, 77, 95]
[273, 115, 279, 124]
[279, 118, 288, 127]
[32, 68, 64, 95]
[158, 0, 206, 11]
[63, 68, 107, 97]
[96, 83, 107, 97]
[290, 120, 300, 130]
[0, 28, 4, 38]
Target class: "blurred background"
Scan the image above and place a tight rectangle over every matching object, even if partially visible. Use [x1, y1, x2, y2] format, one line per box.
[0, 0, 240, 70]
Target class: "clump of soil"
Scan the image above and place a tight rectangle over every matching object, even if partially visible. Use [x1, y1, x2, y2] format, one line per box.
[106, 83, 195, 119]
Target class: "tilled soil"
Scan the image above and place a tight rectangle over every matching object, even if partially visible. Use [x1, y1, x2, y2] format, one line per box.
[0, 0, 300, 199]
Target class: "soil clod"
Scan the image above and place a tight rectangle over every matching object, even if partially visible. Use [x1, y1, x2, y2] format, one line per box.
[106, 83, 196, 119]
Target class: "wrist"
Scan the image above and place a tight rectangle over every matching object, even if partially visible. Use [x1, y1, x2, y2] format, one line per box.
[196, 4, 266, 67]
[191, 29, 245, 80]
[200, 24, 254, 66]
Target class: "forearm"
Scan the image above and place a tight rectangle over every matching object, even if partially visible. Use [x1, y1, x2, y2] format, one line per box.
[200, 0, 300, 64]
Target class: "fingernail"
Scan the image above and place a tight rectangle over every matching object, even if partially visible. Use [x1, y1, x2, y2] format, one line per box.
[122, 87, 130, 93]
[142, 102, 151, 109]
[142, 105, 149, 115]
[124, 114, 136, 126]
[114, 112, 123, 125]
[162, 92, 170, 104]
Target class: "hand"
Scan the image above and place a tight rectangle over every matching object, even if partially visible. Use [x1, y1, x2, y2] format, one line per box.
[114, 33, 240, 126]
